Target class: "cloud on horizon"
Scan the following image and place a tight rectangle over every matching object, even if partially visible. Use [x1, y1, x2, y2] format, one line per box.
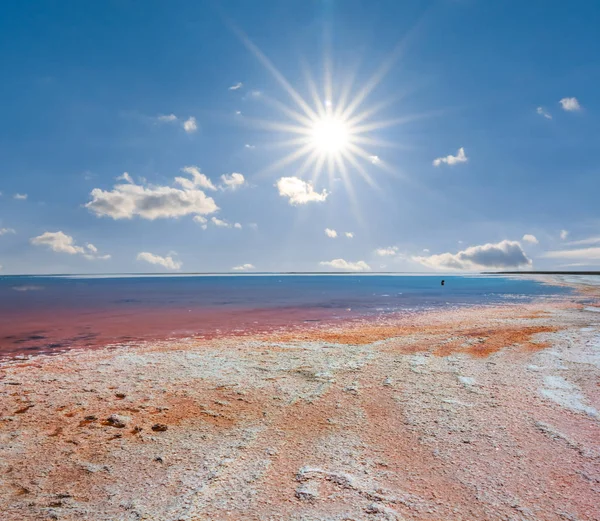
[232, 263, 255, 271]
[542, 247, 600, 261]
[413, 240, 531, 270]
[137, 251, 182, 270]
[375, 246, 399, 256]
[320, 259, 371, 272]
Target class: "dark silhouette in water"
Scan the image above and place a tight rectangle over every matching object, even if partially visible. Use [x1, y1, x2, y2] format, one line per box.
[441, 280, 445, 286]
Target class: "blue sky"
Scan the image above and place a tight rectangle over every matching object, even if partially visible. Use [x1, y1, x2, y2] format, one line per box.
[1, 0, 599, 274]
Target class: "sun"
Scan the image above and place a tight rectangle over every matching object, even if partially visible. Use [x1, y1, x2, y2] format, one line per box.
[310, 115, 350, 155]
[234, 27, 414, 192]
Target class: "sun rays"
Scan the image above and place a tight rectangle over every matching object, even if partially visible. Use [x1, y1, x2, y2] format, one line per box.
[232, 26, 411, 192]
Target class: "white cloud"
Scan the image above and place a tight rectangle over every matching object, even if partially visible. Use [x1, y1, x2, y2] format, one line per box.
[211, 217, 230, 228]
[232, 263, 255, 271]
[248, 223, 258, 230]
[229, 82, 243, 91]
[137, 252, 181, 270]
[522, 234, 539, 244]
[177, 166, 217, 191]
[86, 173, 218, 220]
[234, 223, 242, 229]
[559, 97, 581, 112]
[566, 236, 600, 246]
[320, 259, 371, 272]
[116, 172, 133, 183]
[536, 107, 552, 120]
[345, 232, 354, 239]
[220, 173, 246, 190]
[183, 116, 198, 133]
[560, 229, 569, 240]
[276, 177, 329, 205]
[368, 155, 381, 165]
[325, 228, 337, 238]
[31, 231, 85, 255]
[193, 215, 208, 230]
[235, 110, 242, 115]
[30, 231, 109, 260]
[0, 227, 16, 236]
[14, 193, 28, 200]
[542, 247, 600, 261]
[244, 144, 255, 149]
[413, 240, 531, 271]
[423, 248, 430, 253]
[433, 147, 467, 167]
[375, 246, 399, 257]
[157, 114, 178, 123]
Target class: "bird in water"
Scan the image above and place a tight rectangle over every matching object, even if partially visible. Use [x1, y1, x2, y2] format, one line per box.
[441, 279, 445, 286]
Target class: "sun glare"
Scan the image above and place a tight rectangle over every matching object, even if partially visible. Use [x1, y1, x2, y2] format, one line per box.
[234, 27, 414, 195]
[310, 116, 350, 154]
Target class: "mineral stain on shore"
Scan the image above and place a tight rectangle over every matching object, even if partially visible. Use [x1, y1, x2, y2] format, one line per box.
[0, 297, 599, 520]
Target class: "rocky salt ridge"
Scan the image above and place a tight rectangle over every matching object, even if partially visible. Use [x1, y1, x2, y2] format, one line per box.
[0, 288, 599, 520]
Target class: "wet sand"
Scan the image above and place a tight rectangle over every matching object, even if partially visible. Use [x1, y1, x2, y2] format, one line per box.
[1, 280, 599, 520]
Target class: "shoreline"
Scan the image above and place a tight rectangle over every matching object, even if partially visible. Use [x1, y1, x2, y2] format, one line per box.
[0, 279, 599, 520]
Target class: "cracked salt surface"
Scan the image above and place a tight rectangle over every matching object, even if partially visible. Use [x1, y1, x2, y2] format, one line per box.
[539, 375, 599, 419]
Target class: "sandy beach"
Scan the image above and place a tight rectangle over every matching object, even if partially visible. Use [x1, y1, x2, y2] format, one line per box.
[1, 279, 599, 520]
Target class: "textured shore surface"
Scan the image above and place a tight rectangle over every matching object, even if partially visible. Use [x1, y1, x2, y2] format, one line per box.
[1, 287, 599, 520]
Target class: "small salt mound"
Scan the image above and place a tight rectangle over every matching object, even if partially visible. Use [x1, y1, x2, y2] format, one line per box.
[540, 375, 599, 419]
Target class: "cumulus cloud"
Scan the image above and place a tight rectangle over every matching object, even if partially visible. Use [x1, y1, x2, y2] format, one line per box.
[0, 227, 16, 236]
[413, 240, 531, 270]
[325, 228, 337, 238]
[229, 82, 243, 91]
[14, 193, 28, 200]
[536, 107, 552, 120]
[433, 147, 467, 167]
[177, 166, 217, 191]
[320, 259, 371, 272]
[86, 173, 218, 220]
[183, 116, 198, 133]
[345, 232, 354, 238]
[375, 246, 399, 257]
[369, 155, 381, 165]
[232, 263, 255, 271]
[157, 114, 178, 123]
[220, 173, 246, 190]
[276, 177, 329, 205]
[116, 172, 133, 183]
[137, 252, 181, 270]
[560, 229, 569, 240]
[30, 231, 110, 260]
[234, 223, 242, 229]
[522, 234, 539, 244]
[559, 97, 581, 111]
